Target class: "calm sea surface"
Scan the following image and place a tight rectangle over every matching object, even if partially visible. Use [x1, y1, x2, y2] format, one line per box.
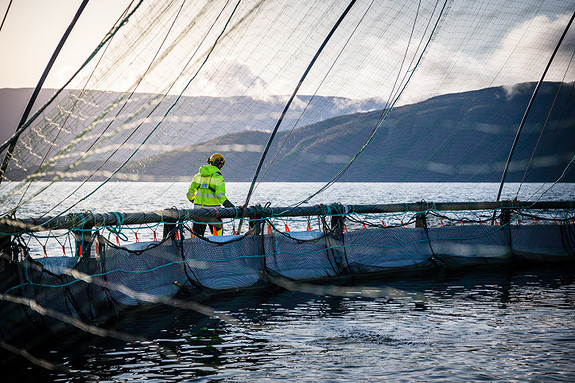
[2, 182, 575, 382]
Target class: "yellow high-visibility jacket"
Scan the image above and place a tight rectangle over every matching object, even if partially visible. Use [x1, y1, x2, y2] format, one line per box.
[186, 165, 229, 207]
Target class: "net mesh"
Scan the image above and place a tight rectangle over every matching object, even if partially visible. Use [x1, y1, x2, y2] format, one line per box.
[4, 219, 574, 318]
[0, 0, 574, 216]
[1, 0, 575, 357]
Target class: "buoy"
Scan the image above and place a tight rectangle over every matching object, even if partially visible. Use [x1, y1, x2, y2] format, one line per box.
[213, 226, 218, 236]
[268, 224, 273, 234]
[285, 223, 290, 232]
[42, 245, 47, 257]
[62, 245, 66, 256]
[153, 230, 157, 241]
[307, 221, 311, 231]
[116, 236, 120, 246]
[135, 232, 139, 242]
[440, 220, 444, 227]
[362, 223, 367, 229]
[381, 220, 386, 227]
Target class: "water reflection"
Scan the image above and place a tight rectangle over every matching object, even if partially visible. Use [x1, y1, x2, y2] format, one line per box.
[1, 264, 574, 382]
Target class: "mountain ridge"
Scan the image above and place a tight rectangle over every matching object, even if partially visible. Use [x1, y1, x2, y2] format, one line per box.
[135, 81, 574, 182]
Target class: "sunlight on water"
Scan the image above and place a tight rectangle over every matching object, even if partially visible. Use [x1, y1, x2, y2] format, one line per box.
[7, 182, 575, 218]
[1, 183, 574, 382]
[8, 267, 574, 382]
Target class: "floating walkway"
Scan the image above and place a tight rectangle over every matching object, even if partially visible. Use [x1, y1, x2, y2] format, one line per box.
[0, 201, 574, 326]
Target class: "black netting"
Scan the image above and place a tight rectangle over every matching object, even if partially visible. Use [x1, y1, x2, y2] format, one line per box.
[428, 225, 511, 267]
[100, 240, 183, 306]
[181, 235, 264, 290]
[263, 231, 342, 281]
[340, 227, 435, 273]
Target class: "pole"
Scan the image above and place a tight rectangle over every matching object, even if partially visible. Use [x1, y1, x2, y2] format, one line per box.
[0, 0, 90, 185]
[1, 200, 573, 235]
[496, 12, 575, 201]
[238, 0, 357, 234]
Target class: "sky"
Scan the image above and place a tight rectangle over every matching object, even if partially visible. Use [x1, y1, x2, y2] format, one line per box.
[0, 0, 132, 89]
[0, 0, 573, 104]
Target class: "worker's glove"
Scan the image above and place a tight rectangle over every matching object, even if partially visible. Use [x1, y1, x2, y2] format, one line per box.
[223, 199, 235, 208]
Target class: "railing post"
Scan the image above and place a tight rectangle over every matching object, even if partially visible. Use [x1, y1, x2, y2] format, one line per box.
[331, 215, 345, 238]
[500, 209, 511, 226]
[72, 213, 93, 257]
[415, 213, 427, 228]
[0, 235, 12, 260]
[163, 208, 180, 239]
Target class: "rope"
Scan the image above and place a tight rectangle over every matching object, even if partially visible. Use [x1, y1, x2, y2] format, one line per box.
[0, 0, 13, 33]
[18, 0, 242, 228]
[290, 0, 450, 208]
[496, 11, 575, 202]
[242, 0, 358, 209]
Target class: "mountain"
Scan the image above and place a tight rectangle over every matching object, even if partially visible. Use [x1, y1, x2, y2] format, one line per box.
[2, 83, 574, 182]
[0, 88, 387, 148]
[135, 82, 575, 182]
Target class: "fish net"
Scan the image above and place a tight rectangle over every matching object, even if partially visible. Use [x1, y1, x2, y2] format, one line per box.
[0, 0, 574, 217]
[0, 0, 574, 358]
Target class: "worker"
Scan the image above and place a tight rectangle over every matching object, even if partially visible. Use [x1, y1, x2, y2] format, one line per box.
[187, 153, 235, 236]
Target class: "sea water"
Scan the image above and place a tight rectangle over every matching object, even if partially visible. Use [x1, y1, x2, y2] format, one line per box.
[2, 182, 575, 382]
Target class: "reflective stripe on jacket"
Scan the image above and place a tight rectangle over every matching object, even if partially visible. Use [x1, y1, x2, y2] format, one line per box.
[187, 164, 228, 207]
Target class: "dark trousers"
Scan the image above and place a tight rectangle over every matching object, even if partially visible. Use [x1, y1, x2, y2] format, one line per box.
[193, 205, 223, 236]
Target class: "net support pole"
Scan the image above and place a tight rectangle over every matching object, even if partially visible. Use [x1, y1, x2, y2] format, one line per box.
[0, 0, 90, 185]
[239, 0, 358, 233]
[72, 213, 93, 258]
[495, 11, 575, 202]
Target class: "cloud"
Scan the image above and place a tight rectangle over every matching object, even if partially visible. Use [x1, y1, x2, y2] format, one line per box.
[395, 12, 575, 104]
[190, 59, 269, 97]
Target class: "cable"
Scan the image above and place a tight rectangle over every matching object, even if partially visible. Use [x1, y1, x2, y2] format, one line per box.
[290, 0, 449, 209]
[242, 0, 358, 209]
[496, 11, 575, 202]
[254, 0, 375, 192]
[0, 0, 90, 185]
[0, 0, 13, 33]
